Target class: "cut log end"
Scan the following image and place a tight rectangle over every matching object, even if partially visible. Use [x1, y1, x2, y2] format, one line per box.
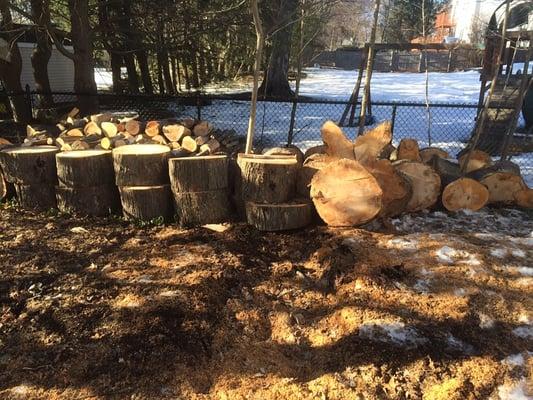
[442, 178, 489, 211]
[394, 161, 441, 212]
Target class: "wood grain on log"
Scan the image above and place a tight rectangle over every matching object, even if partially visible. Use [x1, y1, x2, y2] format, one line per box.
[514, 188, 533, 208]
[113, 144, 170, 186]
[125, 120, 141, 136]
[56, 150, 114, 187]
[173, 189, 231, 227]
[467, 161, 525, 204]
[420, 147, 449, 164]
[459, 149, 492, 173]
[397, 138, 422, 162]
[163, 124, 191, 142]
[101, 122, 118, 138]
[303, 145, 326, 160]
[84, 121, 101, 136]
[14, 183, 56, 210]
[0, 146, 59, 184]
[394, 161, 441, 212]
[181, 136, 198, 153]
[57, 184, 120, 216]
[169, 155, 228, 192]
[442, 178, 489, 211]
[297, 153, 336, 198]
[263, 146, 304, 164]
[145, 121, 161, 138]
[353, 121, 392, 164]
[245, 200, 313, 231]
[321, 121, 355, 160]
[119, 185, 173, 221]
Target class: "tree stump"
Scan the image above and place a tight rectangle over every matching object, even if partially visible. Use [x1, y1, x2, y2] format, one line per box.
[397, 139, 422, 162]
[169, 155, 228, 192]
[0, 146, 59, 184]
[56, 150, 115, 187]
[263, 146, 304, 164]
[310, 159, 382, 226]
[0, 168, 15, 202]
[119, 185, 174, 221]
[245, 200, 313, 231]
[442, 178, 489, 211]
[14, 184, 56, 210]
[113, 144, 170, 186]
[394, 161, 441, 212]
[173, 189, 231, 227]
[303, 145, 326, 160]
[420, 147, 449, 164]
[56, 185, 121, 216]
[297, 154, 336, 198]
[237, 154, 299, 203]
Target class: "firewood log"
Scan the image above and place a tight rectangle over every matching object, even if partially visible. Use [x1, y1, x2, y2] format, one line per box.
[89, 113, 112, 124]
[430, 156, 462, 187]
[0, 146, 59, 184]
[366, 159, 412, 217]
[245, 200, 313, 231]
[193, 121, 212, 137]
[181, 136, 198, 153]
[66, 128, 84, 137]
[353, 121, 392, 164]
[101, 122, 118, 138]
[169, 155, 228, 192]
[303, 145, 326, 159]
[14, 183, 56, 210]
[84, 121, 102, 136]
[321, 120, 355, 160]
[397, 138, 422, 162]
[419, 147, 449, 164]
[71, 140, 91, 151]
[145, 121, 161, 138]
[198, 139, 220, 155]
[514, 188, 533, 209]
[56, 150, 114, 187]
[441, 178, 489, 212]
[100, 134, 127, 150]
[458, 149, 492, 173]
[125, 120, 141, 136]
[310, 159, 382, 226]
[173, 189, 231, 227]
[263, 145, 304, 164]
[195, 136, 209, 146]
[394, 161, 441, 212]
[163, 124, 191, 142]
[57, 184, 120, 216]
[237, 154, 299, 203]
[22, 136, 52, 147]
[151, 135, 167, 145]
[467, 161, 526, 204]
[119, 185, 174, 221]
[297, 153, 336, 198]
[113, 144, 170, 186]
[66, 117, 85, 129]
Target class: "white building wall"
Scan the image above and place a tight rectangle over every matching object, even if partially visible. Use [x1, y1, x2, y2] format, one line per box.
[18, 42, 75, 92]
[449, 0, 502, 43]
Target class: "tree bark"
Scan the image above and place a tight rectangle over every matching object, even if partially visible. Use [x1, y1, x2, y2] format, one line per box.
[136, 50, 153, 94]
[30, 0, 54, 107]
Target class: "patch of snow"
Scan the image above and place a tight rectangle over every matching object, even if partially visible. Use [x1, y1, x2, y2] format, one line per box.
[490, 248, 508, 258]
[511, 249, 526, 258]
[512, 326, 533, 339]
[454, 288, 467, 297]
[358, 320, 426, 347]
[503, 354, 525, 367]
[516, 267, 533, 277]
[497, 378, 531, 400]
[435, 246, 481, 266]
[386, 237, 419, 250]
[436, 246, 457, 264]
[478, 313, 495, 329]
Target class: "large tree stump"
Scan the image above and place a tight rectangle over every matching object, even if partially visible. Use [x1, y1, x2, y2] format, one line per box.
[113, 144, 170, 186]
[173, 189, 231, 227]
[0, 146, 59, 184]
[237, 154, 299, 203]
[56, 150, 115, 187]
[310, 159, 382, 226]
[353, 121, 392, 164]
[169, 155, 228, 192]
[14, 184, 56, 210]
[419, 147, 449, 164]
[321, 121, 355, 160]
[442, 178, 489, 212]
[297, 154, 336, 198]
[262, 146, 304, 164]
[56, 185, 121, 216]
[394, 161, 441, 212]
[119, 185, 173, 221]
[245, 200, 313, 231]
[366, 159, 412, 217]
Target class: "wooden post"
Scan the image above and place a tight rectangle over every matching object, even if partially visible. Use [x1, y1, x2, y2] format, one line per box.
[245, 0, 265, 154]
[358, 0, 381, 136]
[339, 45, 367, 128]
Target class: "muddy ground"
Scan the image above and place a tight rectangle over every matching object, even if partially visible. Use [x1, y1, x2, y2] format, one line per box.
[0, 203, 532, 400]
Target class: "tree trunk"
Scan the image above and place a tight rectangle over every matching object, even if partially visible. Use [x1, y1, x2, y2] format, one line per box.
[173, 190, 231, 227]
[169, 155, 228, 192]
[56, 150, 114, 187]
[124, 53, 140, 93]
[30, 0, 54, 107]
[245, 200, 313, 231]
[57, 185, 120, 216]
[136, 50, 153, 94]
[15, 183, 56, 210]
[119, 185, 174, 221]
[110, 52, 123, 93]
[0, 146, 59, 184]
[112, 144, 170, 186]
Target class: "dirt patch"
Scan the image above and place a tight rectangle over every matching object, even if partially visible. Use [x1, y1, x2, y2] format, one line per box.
[0, 204, 531, 399]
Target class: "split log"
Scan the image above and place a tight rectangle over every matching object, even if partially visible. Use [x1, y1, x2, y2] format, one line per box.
[173, 189, 231, 227]
[458, 149, 492, 173]
[237, 154, 299, 203]
[56, 150, 114, 187]
[430, 156, 462, 187]
[245, 200, 313, 231]
[195, 136, 209, 146]
[151, 135, 167, 145]
[119, 185, 173, 221]
[0, 146, 59, 184]
[56, 184, 120, 216]
[14, 183, 56, 210]
[303, 145, 326, 160]
[468, 161, 526, 204]
[263, 146, 304, 164]
[193, 121, 212, 137]
[169, 155, 228, 192]
[163, 124, 191, 142]
[84, 121, 101, 135]
[66, 128, 84, 137]
[101, 122, 118, 138]
[353, 121, 392, 164]
[89, 113, 112, 124]
[397, 139, 422, 162]
[71, 140, 91, 151]
[321, 121, 355, 160]
[514, 189, 533, 209]
[297, 153, 336, 198]
[181, 136, 198, 153]
[420, 147, 449, 164]
[181, 117, 196, 129]
[125, 120, 141, 136]
[441, 178, 489, 212]
[198, 139, 220, 155]
[310, 159, 382, 226]
[145, 121, 160, 138]
[366, 159, 412, 217]
[113, 144, 170, 186]
[394, 161, 441, 212]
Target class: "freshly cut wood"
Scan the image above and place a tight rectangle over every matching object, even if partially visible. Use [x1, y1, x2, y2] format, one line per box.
[173, 189, 231, 227]
[119, 185, 173, 221]
[56, 150, 114, 187]
[163, 124, 190, 142]
[245, 200, 313, 231]
[466, 160, 521, 180]
[263, 146, 304, 164]
[14, 183, 56, 210]
[66, 128, 84, 137]
[321, 120, 355, 160]
[113, 144, 170, 186]
[169, 155, 228, 192]
[420, 147, 449, 164]
[83, 121, 101, 135]
[479, 174, 526, 204]
[151, 135, 167, 145]
[514, 189, 533, 209]
[442, 178, 489, 211]
[193, 121, 212, 137]
[459, 149, 492, 173]
[56, 184, 120, 216]
[397, 138, 422, 162]
[195, 136, 209, 146]
[394, 161, 441, 212]
[125, 120, 141, 136]
[353, 121, 392, 164]
[430, 156, 462, 187]
[71, 140, 91, 151]
[199, 139, 220, 155]
[303, 145, 326, 160]
[297, 153, 336, 198]
[0, 146, 59, 184]
[237, 154, 298, 203]
[366, 159, 412, 217]
[310, 159, 382, 226]
[181, 136, 198, 153]
[101, 122, 118, 138]
[89, 113, 112, 124]
[145, 121, 160, 137]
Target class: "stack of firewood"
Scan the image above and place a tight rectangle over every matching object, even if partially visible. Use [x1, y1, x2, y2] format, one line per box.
[302, 120, 533, 227]
[20, 108, 244, 157]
